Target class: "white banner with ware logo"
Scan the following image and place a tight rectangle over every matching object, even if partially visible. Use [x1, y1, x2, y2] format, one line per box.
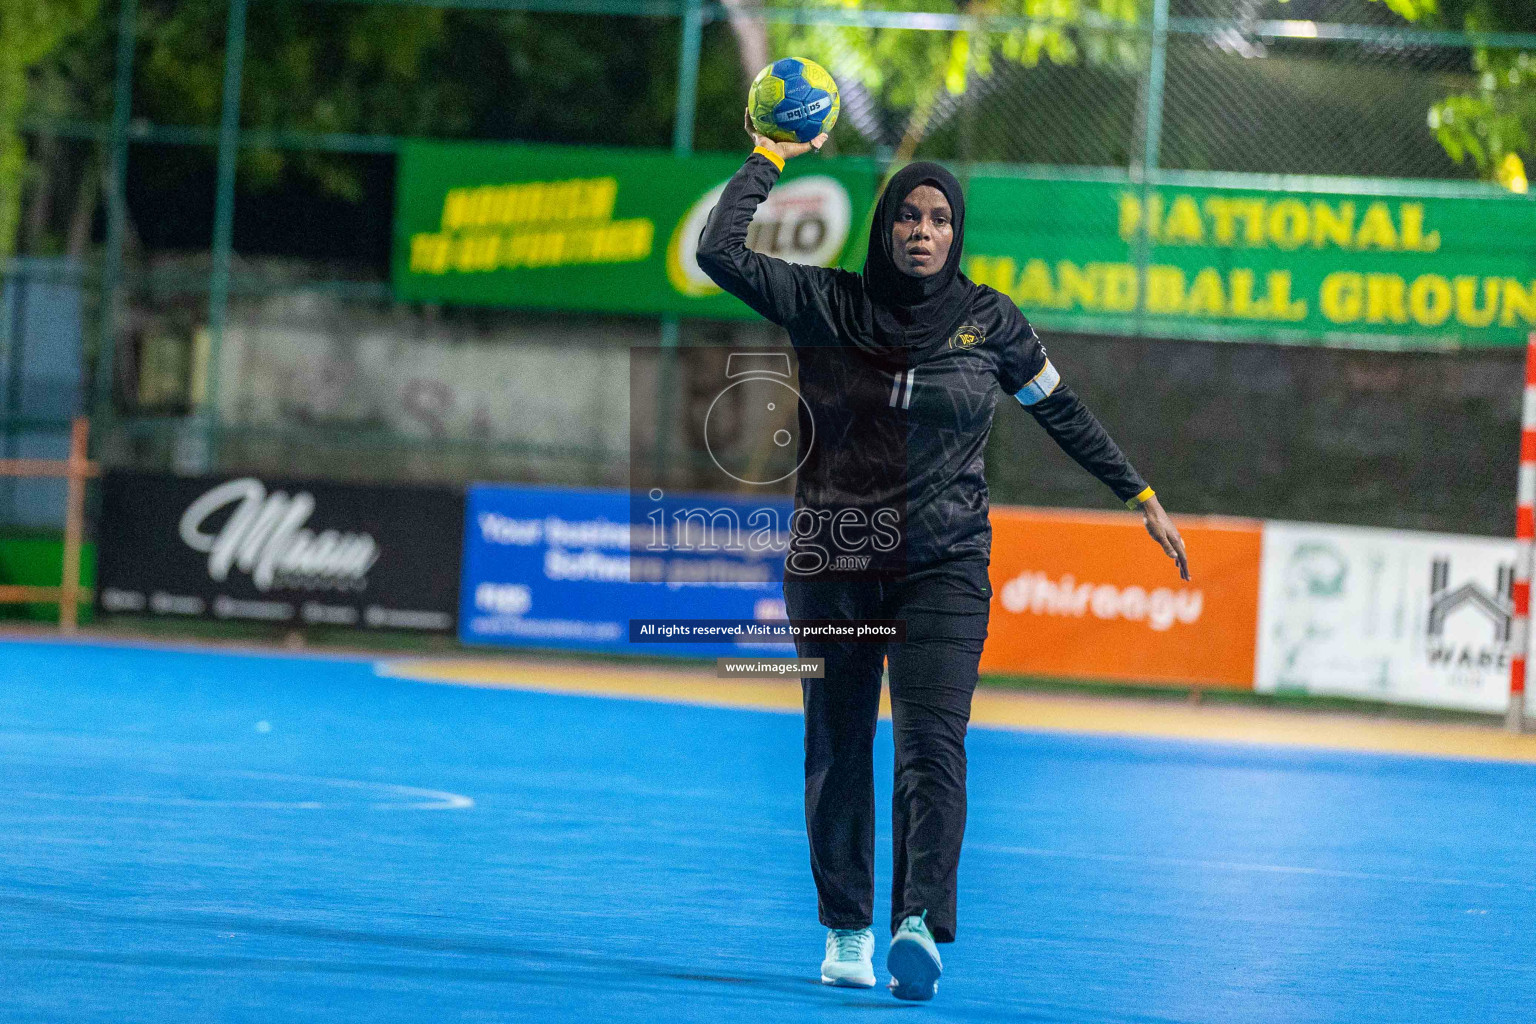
[1255, 521, 1516, 713]
[96, 470, 464, 632]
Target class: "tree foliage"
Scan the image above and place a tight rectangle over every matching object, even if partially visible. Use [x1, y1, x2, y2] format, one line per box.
[763, 0, 1146, 149]
[1370, 0, 1536, 189]
[1, 0, 103, 261]
[18, 2, 732, 260]
[1368, 0, 1439, 20]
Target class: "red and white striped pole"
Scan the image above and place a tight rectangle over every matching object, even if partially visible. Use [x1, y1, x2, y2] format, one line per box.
[1510, 332, 1536, 733]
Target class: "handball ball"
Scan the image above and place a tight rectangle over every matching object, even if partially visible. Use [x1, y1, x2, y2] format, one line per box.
[749, 58, 840, 144]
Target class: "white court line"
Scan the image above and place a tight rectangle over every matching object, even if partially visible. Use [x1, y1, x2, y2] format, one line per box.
[971, 842, 1536, 892]
[10, 773, 473, 812]
[242, 773, 475, 811]
[14, 793, 328, 810]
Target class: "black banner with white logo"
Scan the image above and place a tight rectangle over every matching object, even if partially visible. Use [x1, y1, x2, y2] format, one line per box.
[96, 471, 463, 632]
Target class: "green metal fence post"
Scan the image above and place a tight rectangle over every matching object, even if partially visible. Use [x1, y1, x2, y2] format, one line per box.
[1143, 0, 1169, 177]
[202, 0, 250, 467]
[673, 0, 703, 156]
[656, 0, 704, 485]
[1134, 0, 1169, 336]
[0, 266, 16, 520]
[94, 0, 138, 419]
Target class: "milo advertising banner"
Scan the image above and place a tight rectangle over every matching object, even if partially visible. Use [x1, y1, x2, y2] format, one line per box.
[963, 175, 1536, 348]
[393, 141, 876, 318]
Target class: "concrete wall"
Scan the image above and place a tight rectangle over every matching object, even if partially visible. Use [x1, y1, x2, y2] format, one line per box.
[989, 332, 1520, 536]
[111, 286, 1521, 537]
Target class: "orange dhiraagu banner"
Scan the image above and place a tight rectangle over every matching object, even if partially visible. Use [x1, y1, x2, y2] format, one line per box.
[982, 506, 1264, 689]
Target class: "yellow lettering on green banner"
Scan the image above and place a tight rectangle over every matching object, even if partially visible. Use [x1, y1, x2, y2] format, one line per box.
[1455, 276, 1499, 328]
[1321, 272, 1364, 323]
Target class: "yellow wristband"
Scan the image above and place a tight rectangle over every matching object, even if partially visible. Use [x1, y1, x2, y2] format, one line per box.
[752, 146, 785, 172]
[1126, 486, 1155, 511]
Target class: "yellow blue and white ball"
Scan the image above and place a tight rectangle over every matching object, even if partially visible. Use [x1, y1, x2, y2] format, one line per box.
[749, 58, 841, 144]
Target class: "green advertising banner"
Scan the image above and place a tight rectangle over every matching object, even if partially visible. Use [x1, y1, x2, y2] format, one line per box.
[392, 141, 877, 319]
[393, 141, 1536, 347]
[963, 175, 1536, 348]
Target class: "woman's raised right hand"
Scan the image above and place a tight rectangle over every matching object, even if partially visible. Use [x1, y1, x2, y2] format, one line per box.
[744, 108, 828, 161]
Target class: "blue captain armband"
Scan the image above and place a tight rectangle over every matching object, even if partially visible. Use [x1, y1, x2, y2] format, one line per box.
[1013, 359, 1061, 407]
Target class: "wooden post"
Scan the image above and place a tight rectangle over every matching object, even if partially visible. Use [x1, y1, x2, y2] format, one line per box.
[59, 417, 88, 633]
[0, 417, 95, 629]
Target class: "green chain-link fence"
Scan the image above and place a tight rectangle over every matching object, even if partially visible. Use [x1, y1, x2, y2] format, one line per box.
[6, 0, 1536, 535]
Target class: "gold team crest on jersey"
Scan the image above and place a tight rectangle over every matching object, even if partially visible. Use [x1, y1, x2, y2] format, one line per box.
[949, 324, 986, 349]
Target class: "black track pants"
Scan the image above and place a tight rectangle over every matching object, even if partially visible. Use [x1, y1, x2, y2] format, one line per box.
[785, 558, 990, 944]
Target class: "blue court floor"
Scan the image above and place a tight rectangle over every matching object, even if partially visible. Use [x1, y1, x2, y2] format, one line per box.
[0, 638, 1532, 1023]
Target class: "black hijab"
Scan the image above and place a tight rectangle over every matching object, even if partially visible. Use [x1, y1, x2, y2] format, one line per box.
[860, 161, 976, 351]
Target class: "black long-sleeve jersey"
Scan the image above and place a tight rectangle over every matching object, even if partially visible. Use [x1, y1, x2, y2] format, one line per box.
[696, 152, 1150, 572]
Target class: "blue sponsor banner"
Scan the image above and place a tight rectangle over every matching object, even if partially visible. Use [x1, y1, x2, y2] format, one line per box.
[459, 483, 796, 657]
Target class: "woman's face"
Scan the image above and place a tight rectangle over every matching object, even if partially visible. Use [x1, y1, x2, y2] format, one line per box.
[890, 184, 953, 278]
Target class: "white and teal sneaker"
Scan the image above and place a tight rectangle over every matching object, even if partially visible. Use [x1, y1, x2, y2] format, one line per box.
[820, 927, 876, 988]
[887, 912, 942, 1001]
